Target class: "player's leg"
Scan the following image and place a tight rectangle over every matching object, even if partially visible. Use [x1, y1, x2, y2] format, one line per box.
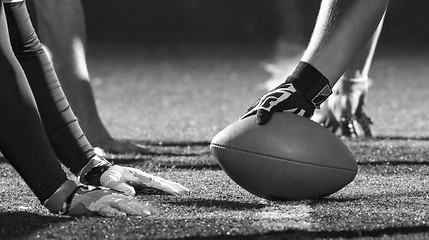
[8, 0, 187, 194]
[336, 17, 383, 137]
[312, 16, 384, 137]
[28, 0, 148, 154]
[1, 3, 162, 216]
[240, 0, 389, 125]
[0, 2, 69, 205]
[5, 0, 97, 175]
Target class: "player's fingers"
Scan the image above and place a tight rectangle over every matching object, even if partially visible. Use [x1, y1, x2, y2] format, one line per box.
[311, 101, 330, 124]
[256, 109, 272, 125]
[121, 167, 154, 189]
[101, 166, 138, 196]
[148, 177, 190, 195]
[113, 199, 158, 216]
[105, 181, 136, 196]
[108, 165, 141, 183]
[97, 205, 127, 217]
[124, 167, 189, 194]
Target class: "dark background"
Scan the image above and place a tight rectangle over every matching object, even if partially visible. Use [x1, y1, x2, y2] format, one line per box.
[82, 0, 429, 48]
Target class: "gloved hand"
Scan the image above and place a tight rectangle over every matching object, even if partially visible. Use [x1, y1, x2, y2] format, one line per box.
[311, 99, 340, 133]
[44, 180, 158, 217]
[85, 165, 190, 196]
[311, 77, 373, 137]
[238, 82, 315, 125]
[78, 156, 189, 196]
[238, 62, 333, 125]
[68, 185, 158, 217]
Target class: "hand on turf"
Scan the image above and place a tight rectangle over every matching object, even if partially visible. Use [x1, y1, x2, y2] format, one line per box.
[238, 82, 315, 125]
[311, 78, 372, 137]
[85, 165, 190, 196]
[68, 185, 159, 217]
[311, 98, 341, 133]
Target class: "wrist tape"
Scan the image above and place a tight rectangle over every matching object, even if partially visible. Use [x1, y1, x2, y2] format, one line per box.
[287, 61, 332, 108]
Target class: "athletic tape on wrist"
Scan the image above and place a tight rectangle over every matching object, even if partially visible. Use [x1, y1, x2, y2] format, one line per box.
[287, 61, 332, 108]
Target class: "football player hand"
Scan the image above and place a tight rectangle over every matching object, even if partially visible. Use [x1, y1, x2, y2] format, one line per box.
[68, 185, 159, 217]
[44, 180, 158, 217]
[311, 99, 341, 133]
[84, 165, 190, 196]
[238, 82, 315, 125]
[311, 78, 372, 137]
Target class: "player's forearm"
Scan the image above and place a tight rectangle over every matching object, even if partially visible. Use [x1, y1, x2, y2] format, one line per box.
[301, 0, 389, 86]
[342, 14, 384, 80]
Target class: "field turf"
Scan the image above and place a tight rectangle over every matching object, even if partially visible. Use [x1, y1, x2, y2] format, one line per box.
[1, 43, 429, 239]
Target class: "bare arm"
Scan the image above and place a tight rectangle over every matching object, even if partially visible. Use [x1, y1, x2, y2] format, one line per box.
[302, 0, 389, 85]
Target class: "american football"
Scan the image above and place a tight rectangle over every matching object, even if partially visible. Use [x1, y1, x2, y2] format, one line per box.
[210, 112, 358, 200]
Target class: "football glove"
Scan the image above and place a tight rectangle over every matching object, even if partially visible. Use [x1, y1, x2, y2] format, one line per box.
[238, 82, 316, 125]
[79, 156, 189, 196]
[311, 77, 373, 137]
[86, 165, 190, 196]
[44, 180, 158, 217]
[239, 62, 332, 125]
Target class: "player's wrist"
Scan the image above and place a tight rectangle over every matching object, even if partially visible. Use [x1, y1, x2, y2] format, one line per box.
[77, 155, 111, 185]
[286, 61, 333, 109]
[43, 180, 79, 214]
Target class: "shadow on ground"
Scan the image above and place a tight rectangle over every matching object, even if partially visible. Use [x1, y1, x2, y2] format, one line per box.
[0, 212, 72, 239]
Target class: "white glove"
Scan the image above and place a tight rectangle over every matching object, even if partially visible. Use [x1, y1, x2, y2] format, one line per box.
[44, 180, 158, 217]
[68, 185, 158, 217]
[311, 77, 372, 137]
[98, 165, 190, 196]
[79, 156, 190, 196]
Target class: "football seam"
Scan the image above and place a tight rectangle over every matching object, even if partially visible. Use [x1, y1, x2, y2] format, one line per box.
[210, 143, 356, 172]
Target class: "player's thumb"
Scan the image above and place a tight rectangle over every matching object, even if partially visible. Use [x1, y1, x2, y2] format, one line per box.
[256, 109, 272, 125]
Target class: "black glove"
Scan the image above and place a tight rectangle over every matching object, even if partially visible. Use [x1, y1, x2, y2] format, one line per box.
[239, 62, 333, 125]
[238, 82, 315, 124]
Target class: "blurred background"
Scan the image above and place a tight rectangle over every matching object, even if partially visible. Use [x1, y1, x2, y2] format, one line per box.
[83, 0, 429, 48]
[73, 0, 429, 142]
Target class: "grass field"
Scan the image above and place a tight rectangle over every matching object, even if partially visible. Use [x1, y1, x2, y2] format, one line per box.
[1, 43, 429, 239]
